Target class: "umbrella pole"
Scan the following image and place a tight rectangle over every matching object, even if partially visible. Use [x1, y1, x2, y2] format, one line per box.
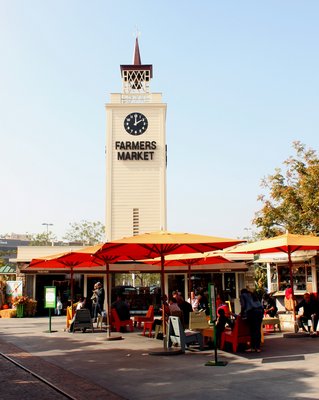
[288, 249, 296, 321]
[160, 254, 166, 338]
[106, 263, 111, 338]
[70, 266, 74, 312]
[188, 264, 191, 300]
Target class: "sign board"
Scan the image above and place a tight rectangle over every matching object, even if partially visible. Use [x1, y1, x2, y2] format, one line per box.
[44, 286, 56, 309]
[208, 283, 216, 322]
[6, 280, 23, 298]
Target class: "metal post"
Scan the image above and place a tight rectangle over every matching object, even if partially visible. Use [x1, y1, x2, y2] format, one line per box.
[42, 222, 53, 245]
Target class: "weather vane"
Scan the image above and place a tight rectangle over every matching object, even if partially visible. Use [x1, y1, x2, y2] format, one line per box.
[133, 26, 141, 39]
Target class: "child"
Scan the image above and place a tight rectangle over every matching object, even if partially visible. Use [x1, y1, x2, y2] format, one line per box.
[215, 308, 233, 347]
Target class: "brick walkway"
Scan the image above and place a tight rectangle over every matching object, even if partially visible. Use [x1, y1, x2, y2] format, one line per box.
[0, 340, 124, 400]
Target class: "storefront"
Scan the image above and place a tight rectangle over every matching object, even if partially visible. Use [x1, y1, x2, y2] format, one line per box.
[14, 246, 253, 316]
[258, 250, 319, 311]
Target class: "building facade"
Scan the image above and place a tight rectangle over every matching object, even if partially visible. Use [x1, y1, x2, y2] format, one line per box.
[105, 38, 167, 240]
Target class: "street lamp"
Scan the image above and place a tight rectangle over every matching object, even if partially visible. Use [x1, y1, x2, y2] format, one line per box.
[42, 223, 53, 246]
[244, 227, 252, 242]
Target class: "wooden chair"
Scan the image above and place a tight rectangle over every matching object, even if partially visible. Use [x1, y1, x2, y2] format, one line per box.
[143, 320, 154, 337]
[167, 316, 203, 353]
[220, 315, 250, 352]
[71, 309, 94, 333]
[134, 305, 154, 329]
[111, 308, 134, 332]
[188, 311, 209, 331]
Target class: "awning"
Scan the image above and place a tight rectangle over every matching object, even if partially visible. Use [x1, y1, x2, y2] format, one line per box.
[0, 265, 16, 274]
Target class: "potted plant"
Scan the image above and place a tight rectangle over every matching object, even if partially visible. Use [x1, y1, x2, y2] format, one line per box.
[12, 296, 29, 318]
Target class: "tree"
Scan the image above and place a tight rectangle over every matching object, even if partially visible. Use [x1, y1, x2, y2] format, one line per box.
[254, 264, 267, 299]
[253, 141, 319, 238]
[63, 220, 105, 245]
[29, 231, 57, 246]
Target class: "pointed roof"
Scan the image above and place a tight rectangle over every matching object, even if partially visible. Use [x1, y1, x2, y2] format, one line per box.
[120, 37, 153, 78]
[133, 37, 141, 65]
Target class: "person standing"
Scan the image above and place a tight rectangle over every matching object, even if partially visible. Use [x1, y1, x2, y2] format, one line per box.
[95, 282, 105, 317]
[55, 296, 63, 316]
[240, 288, 263, 353]
[91, 283, 98, 322]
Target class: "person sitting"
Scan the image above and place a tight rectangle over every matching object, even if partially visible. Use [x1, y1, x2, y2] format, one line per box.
[262, 293, 278, 317]
[215, 308, 233, 348]
[68, 297, 87, 332]
[197, 291, 209, 315]
[168, 297, 181, 314]
[174, 292, 193, 327]
[188, 291, 199, 311]
[216, 294, 231, 318]
[152, 294, 170, 338]
[111, 294, 130, 321]
[295, 292, 318, 334]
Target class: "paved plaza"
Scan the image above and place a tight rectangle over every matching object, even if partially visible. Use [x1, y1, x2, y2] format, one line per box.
[1, 316, 319, 399]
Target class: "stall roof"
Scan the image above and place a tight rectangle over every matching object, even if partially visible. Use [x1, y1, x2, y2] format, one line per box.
[11, 246, 85, 263]
[253, 250, 317, 263]
[0, 265, 16, 274]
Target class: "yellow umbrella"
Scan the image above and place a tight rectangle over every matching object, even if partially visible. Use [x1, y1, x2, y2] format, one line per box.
[229, 232, 319, 321]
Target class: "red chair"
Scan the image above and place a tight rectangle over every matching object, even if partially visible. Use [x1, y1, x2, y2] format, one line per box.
[143, 320, 154, 337]
[111, 308, 134, 332]
[134, 305, 154, 329]
[220, 315, 250, 352]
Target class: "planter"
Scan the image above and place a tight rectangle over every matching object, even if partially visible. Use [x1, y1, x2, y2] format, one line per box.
[16, 304, 25, 318]
[25, 301, 37, 317]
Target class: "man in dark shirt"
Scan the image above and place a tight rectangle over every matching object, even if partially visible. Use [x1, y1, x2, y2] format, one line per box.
[111, 295, 130, 321]
[295, 292, 318, 333]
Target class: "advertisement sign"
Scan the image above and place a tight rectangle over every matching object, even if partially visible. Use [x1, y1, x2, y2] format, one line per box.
[208, 283, 216, 322]
[6, 280, 23, 298]
[44, 286, 56, 309]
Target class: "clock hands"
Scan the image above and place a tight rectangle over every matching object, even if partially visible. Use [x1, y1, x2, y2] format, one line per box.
[133, 114, 145, 126]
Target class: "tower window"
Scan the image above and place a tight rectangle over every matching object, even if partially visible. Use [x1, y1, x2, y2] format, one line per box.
[133, 208, 139, 236]
[122, 70, 150, 93]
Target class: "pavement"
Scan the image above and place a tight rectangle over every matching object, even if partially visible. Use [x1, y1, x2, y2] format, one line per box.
[1, 316, 319, 399]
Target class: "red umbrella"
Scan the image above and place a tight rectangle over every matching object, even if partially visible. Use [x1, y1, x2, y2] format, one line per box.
[94, 230, 244, 334]
[141, 251, 233, 298]
[28, 245, 131, 337]
[95, 230, 244, 293]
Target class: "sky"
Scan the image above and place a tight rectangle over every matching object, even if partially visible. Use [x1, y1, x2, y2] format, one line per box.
[1, 1, 319, 241]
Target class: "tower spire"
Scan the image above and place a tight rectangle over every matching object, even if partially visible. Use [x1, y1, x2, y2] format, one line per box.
[120, 36, 152, 95]
[133, 37, 141, 65]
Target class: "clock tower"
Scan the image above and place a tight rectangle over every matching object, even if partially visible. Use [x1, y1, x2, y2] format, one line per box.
[105, 38, 167, 240]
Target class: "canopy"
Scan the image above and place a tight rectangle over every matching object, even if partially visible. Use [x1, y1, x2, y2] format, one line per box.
[230, 233, 319, 321]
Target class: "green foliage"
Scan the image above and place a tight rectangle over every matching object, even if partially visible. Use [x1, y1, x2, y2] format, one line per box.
[115, 273, 160, 287]
[253, 141, 319, 238]
[63, 220, 105, 246]
[29, 232, 56, 246]
[254, 264, 267, 299]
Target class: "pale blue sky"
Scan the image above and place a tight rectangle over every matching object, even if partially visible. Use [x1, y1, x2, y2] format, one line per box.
[1, 1, 319, 240]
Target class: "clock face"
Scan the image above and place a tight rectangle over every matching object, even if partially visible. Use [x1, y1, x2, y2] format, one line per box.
[124, 112, 148, 135]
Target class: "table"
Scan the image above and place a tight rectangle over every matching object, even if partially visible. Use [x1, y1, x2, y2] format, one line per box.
[202, 327, 215, 340]
[262, 317, 281, 332]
